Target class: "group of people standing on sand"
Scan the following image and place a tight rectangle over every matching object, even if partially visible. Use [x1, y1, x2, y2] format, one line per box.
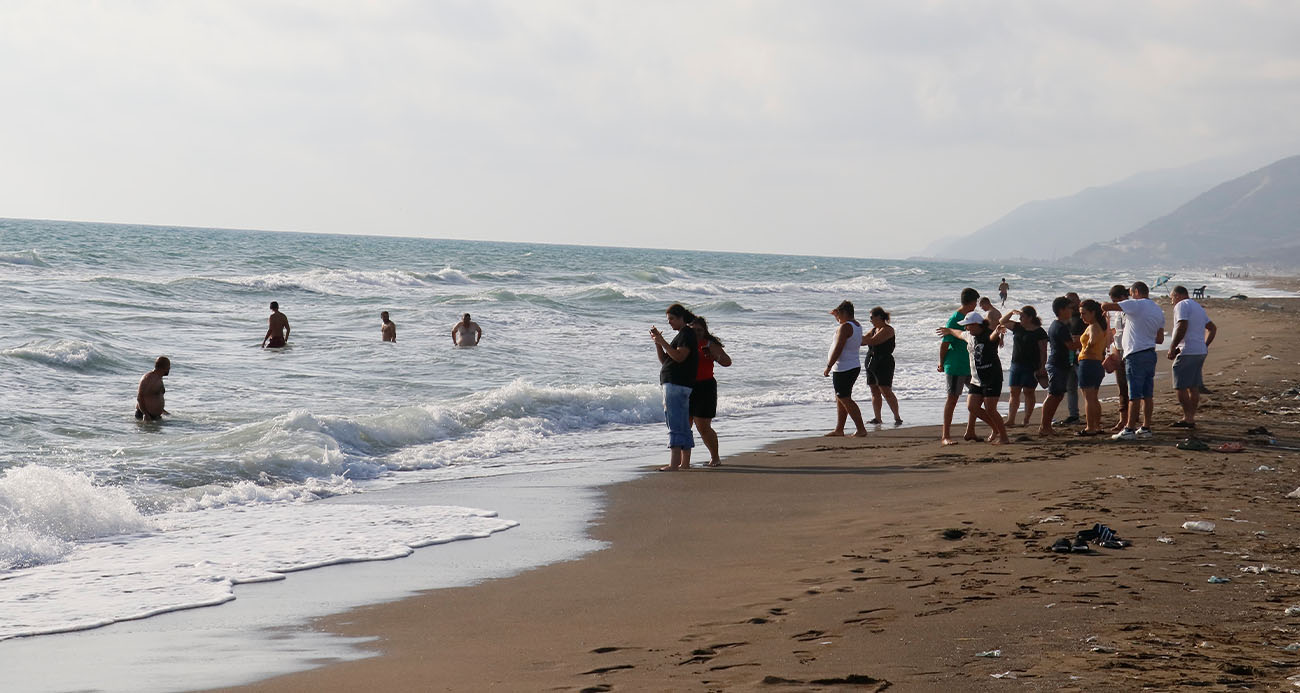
[924, 281, 1216, 446]
[135, 302, 485, 421]
[804, 280, 1215, 449]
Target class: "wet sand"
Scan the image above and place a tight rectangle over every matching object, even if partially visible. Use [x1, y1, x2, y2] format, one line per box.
[215, 295, 1300, 692]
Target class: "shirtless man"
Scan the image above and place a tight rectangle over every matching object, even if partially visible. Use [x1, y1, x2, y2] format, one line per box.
[998, 278, 1010, 306]
[381, 311, 396, 342]
[135, 356, 170, 421]
[452, 313, 482, 346]
[262, 301, 290, 348]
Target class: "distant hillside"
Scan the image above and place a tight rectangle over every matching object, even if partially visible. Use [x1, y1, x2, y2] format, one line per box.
[925, 160, 1246, 261]
[1064, 154, 1300, 269]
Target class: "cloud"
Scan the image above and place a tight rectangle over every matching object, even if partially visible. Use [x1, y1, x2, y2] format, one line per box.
[1, 1, 1298, 257]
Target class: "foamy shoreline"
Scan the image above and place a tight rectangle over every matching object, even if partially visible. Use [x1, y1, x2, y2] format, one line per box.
[210, 295, 1300, 692]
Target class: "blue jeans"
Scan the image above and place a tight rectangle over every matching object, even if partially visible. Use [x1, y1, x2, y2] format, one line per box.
[663, 383, 695, 449]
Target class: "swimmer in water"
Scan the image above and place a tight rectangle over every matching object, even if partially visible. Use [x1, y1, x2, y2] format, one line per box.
[262, 301, 290, 348]
[135, 356, 170, 421]
[381, 311, 396, 342]
[451, 313, 481, 346]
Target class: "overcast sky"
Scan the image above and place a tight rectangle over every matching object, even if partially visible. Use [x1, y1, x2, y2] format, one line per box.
[2, 1, 1298, 258]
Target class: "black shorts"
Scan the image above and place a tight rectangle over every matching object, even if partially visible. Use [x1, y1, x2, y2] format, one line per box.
[864, 355, 894, 388]
[832, 367, 860, 398]
[690, 378, 718, 419]
[967, 378, 1003, 399]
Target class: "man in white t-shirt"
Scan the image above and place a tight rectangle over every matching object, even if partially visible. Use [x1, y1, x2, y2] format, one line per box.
[1101, 281, 1166, 440]
[1167, 285, 1217, 428]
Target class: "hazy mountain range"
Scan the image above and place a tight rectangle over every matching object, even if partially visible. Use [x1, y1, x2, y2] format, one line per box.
[926, 150, 1300, 269]
[1065, 154, 1300, 269]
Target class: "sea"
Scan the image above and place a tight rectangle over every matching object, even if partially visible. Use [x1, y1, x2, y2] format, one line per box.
[0, 217, 1283, 690]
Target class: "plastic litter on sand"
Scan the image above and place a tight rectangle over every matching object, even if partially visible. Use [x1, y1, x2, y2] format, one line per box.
[975, 649, 1002, 658]
[1207, 576, 1231, 584]
[1182, 521, 1216, 532]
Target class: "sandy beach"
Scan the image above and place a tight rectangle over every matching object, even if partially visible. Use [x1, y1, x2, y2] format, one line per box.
[215, 294, 1300, 692]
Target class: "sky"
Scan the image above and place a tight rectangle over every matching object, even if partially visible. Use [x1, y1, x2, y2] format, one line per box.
[1, 1, 1299, 259]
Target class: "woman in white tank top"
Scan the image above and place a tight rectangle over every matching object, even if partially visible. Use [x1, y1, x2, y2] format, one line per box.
[823, 300, 868, 437]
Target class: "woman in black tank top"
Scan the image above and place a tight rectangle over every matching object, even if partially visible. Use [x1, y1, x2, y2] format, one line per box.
[863, 306, 902, 425]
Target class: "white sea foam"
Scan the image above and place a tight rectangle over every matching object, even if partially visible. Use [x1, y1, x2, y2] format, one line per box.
[0, 499, 516, 640]
[210, 268, 451, 295]
[0, 249, 49, 267]
[156, 381, 665, 485]
[1, 339, 115, 371]
[0, 466, 151, 571]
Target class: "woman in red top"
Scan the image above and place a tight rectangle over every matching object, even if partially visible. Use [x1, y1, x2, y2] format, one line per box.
[689, 317, 732, 467]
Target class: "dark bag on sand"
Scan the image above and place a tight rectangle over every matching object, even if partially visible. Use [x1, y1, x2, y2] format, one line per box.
[1102, 350, 1121, 374]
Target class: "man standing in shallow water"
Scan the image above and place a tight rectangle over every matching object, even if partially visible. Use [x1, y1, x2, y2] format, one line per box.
[452, 313, 482, 346]
[262, 301, 290, 348]
[381, 311, 396, 342]
[135, 356, 170, 421]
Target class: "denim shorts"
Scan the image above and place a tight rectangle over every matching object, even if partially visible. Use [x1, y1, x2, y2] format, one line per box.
[1008, 363, 1037, 389]
[1172, 353, 1206, 390]
[1077, 359, 1105, 389]
[663, 383, 695, 449]
[1045, 363, 1069, 396]
[1125, 348, 1157, 400]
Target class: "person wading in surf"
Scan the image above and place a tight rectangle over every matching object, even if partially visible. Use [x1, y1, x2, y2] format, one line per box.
[135, 356, 170, 421]
[262, 301, 290, 348]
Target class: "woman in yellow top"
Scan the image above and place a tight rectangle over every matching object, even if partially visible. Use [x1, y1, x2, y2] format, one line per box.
[1075, 299, 1108, 436]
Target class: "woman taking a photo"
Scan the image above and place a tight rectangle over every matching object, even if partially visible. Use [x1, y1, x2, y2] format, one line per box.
[651, 303, 699, 470]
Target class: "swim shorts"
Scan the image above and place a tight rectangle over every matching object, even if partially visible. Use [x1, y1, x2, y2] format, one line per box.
[832, 367, 860, 398]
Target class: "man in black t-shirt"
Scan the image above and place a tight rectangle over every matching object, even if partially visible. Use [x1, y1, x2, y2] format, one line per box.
[1060, 292, 1085, 425]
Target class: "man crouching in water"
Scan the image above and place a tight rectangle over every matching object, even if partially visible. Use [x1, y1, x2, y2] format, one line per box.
[136, 356, 170, 421]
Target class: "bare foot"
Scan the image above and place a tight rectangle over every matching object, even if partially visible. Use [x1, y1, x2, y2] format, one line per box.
[893, 419, 904, 426]
[866, 418, 882, 424]
[985, 433, 997, 443]
[1037, 427, 1055, 437]
[658, 465, 679, 472]
[853, 430, 869, 438]
[706, 460, 722, 467]
[824, 430, 845, 437]
[941, 438, 959, 446]
[964, 434, 980, 442]
[990, 437, 1011, 445]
